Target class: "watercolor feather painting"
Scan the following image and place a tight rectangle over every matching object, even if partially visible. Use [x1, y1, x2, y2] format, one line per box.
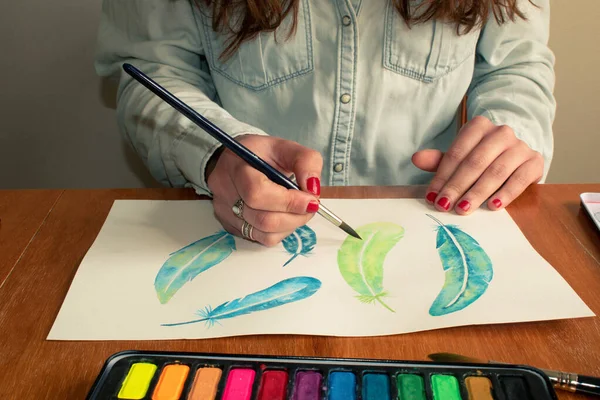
[426, 214, 493, 316]
[162, 276, 321, 328]
[337, 222, 404, 312]
[154, 231, 236, 304]
[281, 225, 317, 267]
[47, 199, 593, 340]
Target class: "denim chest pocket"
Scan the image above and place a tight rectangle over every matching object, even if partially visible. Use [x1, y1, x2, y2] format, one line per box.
[199, 0, 313, 91]
[383, 2, 480, 83]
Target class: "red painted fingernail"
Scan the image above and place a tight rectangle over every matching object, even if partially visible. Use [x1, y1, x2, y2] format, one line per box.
[307, 177, 320, 196]
[458, 200, 471, 212]
[306, 200, 319, 213]
[492, 198, 502, 208]
[437, 197, 451, 210]
[426, 192, 437, 203]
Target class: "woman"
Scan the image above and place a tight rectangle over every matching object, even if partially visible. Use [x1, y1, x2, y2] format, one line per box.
[94, 0, 555, 246]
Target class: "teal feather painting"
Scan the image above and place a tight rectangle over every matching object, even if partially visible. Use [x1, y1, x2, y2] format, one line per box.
[161, 276, 321, 328]
[154, 230, 236, 304]
[426, 214, 493, 316]
[336, 222, 404, 312]
[281, 225, 317, 267]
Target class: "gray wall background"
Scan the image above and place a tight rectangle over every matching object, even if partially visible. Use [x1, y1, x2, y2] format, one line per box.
[1, 0, 598, 190]
[0, 0, 158, 189]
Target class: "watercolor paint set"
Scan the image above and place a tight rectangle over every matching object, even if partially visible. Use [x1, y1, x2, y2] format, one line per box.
[86, 350, 558, 400]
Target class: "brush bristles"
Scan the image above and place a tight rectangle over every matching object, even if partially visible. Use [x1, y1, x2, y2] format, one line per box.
[340, 222, 362, 240]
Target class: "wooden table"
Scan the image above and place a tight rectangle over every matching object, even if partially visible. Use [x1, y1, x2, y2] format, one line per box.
[0, 189, 63, 287]
[0, 185, 598, 399]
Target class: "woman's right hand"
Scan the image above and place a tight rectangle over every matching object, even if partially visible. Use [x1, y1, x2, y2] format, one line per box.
[206, 134, 322, 247]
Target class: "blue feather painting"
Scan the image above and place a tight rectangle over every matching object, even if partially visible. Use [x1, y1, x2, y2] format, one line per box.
[281, 225, 317, 267]
[161, 276, 321, 328]
[154, 230, 236, 304]
[426, 214, 493, 316]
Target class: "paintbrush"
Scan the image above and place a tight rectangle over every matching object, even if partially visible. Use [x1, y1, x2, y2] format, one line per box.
[428, 352, 600, 397]
[122, 63, 361, 240]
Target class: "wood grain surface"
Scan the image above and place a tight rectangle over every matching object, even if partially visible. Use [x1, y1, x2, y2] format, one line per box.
[0, 185, 599, 399]
[0, 189, 63, 287]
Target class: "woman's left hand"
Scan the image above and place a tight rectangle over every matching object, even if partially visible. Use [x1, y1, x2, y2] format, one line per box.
[411, 116, 544, 214]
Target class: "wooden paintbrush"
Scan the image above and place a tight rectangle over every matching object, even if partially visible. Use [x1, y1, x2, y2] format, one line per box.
[428, 352, 600, 397]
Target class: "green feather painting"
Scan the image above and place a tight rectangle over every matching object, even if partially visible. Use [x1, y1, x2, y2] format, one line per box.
[154, 230, 236, 304]
[426, 214, 493, 316]
[336, 222, 405, 312]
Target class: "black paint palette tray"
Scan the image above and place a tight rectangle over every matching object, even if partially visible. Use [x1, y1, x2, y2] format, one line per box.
[86, 350, 558, 400]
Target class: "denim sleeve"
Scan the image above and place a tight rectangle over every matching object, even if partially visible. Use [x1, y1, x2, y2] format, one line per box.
[93, 0, 268, 195]
[467, 0, 556, 181]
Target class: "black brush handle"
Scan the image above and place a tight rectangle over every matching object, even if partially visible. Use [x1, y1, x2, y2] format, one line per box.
[122, 63, 299, 192]
[576, 375, 600, 396]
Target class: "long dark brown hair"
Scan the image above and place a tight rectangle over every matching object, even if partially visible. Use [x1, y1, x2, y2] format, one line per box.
[199, 0, 536, 60]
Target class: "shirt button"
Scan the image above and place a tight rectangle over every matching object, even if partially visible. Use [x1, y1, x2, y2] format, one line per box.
[340, 93, 351, 104]
[334, 163, 344, 172]
[342, 15, 351, 26]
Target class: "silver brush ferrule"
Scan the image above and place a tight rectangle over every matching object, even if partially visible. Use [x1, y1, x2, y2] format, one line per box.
[544, 370, 579, 392]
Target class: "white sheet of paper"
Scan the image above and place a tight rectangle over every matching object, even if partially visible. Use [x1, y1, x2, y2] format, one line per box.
[47, 199, 594, 340]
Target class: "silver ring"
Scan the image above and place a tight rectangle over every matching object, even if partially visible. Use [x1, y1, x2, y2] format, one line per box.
[241, 220, 254, 241]
[232, 198, 244, 219]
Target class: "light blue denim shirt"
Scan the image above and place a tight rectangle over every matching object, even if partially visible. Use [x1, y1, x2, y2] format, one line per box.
[94, 0, 555, 196]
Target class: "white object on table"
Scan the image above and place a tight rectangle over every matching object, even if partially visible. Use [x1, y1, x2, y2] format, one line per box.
[580, 192, 600, 233]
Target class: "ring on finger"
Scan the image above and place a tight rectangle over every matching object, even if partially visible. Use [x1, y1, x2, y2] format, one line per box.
[241, 220, 255, 241]
[232, 198, 244, 219]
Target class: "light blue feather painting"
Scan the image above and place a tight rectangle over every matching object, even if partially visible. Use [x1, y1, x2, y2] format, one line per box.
[281, 225, 317, 267]
[154, 230, 236, 304]
[426, 214, 493, 316]
[161, 276, 321, 328]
